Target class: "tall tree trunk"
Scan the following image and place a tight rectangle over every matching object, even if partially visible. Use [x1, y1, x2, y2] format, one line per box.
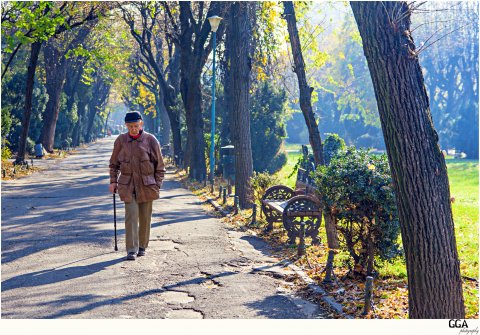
[103, 111, 111, 136]
[159, 102, 171, 146]
[227, 2, 254, 208]
[155, 89, 181, 161]
[283, 1, 324, 165]
[351, 1, 465, 318]
[143, 111, 154, 133]
[72, 81, 91, 147]
[220, 37, 233, 149]
[62, 59, 85, 142]
[180, 62, 207, 179]
[166, 48, 183, 165]
[39, 41, 69, 152]
[84, 104, 96, 143]
[85, 76, 110, 143]
[15, 41, 42, 164]
[178, 1, 227, 180]
[182, 76, 207, 180]
[283, 1, 339, 250]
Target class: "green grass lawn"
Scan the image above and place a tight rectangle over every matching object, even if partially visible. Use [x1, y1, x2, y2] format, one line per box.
[276, 144, 479, 316]
[447, 159, 479, 279]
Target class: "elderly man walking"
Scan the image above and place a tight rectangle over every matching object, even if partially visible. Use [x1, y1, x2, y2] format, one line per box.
[109, 111, 166, 260]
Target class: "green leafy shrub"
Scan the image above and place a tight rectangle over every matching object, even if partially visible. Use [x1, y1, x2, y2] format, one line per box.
[323, 133, 346, 165]
[249, 171, 280, 203]
[314, 146, 402, 275]
[1, 138, 12, 160]
[250, 82, 288, 173]
[1, 107, 13, 138]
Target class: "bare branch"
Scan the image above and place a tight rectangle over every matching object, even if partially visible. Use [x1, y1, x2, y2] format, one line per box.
[411, 19, 457, 33]
[416, 23, 473, 55]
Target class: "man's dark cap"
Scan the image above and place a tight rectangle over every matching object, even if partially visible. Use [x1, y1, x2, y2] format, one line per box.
[124, 111, 142, 123]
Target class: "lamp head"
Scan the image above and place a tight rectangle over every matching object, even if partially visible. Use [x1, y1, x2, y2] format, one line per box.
[207, 15, 222, 32]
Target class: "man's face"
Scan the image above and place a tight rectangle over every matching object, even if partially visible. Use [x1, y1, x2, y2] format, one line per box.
[126, 121, 143, 136]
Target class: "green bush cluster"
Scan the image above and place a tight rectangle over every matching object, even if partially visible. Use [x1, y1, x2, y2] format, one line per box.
[250, 82, 288, 174]
[314, 145, 402, 275]
[1, 139, 12, 160]
[249, 171, 280, 203]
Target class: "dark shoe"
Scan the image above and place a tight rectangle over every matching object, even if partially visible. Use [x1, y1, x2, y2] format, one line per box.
[126, 252, 136, 260]
[137, 248, 146, 257]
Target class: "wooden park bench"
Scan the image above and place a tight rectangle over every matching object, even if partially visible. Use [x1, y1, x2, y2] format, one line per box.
[260, 146, 322, 245]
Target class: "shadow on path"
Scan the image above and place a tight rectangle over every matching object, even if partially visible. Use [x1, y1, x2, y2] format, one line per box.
[1, 177, 187, 264]
[245, 296, 306, 319]
[2, 256, 125, 292]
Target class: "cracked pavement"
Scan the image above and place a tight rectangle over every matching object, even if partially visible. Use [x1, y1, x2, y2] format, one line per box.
[1, 136, 328, 319]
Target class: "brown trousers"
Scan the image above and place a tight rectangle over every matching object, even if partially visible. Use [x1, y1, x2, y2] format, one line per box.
[124, 197, 153, 253]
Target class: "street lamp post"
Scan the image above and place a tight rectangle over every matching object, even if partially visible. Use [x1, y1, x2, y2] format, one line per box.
[207, 15, 222, 193]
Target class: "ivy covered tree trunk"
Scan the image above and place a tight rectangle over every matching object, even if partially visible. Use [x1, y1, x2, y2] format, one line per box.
[351, 1, 465, 318]
[283, 1, 339, 251]
[15, 41, 42, 164]
[226, 2, 255, 208]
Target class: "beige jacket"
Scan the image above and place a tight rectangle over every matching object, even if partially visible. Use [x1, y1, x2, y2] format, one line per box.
[109, 131, 166, 203]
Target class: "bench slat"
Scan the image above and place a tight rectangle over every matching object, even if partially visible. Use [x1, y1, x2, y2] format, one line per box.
[263, 199, 321, 217]
[262, 200, 288, 213]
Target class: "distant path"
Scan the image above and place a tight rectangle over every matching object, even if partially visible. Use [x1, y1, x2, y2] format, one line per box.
[1, 136, 327, 319]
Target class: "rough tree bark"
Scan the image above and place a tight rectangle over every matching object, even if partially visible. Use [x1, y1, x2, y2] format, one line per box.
[165, 47, 183, 164]
[15, 41, 42, 164]
[283, 1, 339, 251]
[350, 1, 465, 318]
[226, 2, 255, 208]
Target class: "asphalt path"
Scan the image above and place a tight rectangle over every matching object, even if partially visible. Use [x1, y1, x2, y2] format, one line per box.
[1, 136, 327, 319]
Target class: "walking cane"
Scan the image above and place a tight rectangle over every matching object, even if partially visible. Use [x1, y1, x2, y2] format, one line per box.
[113, 192, 118, 251]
